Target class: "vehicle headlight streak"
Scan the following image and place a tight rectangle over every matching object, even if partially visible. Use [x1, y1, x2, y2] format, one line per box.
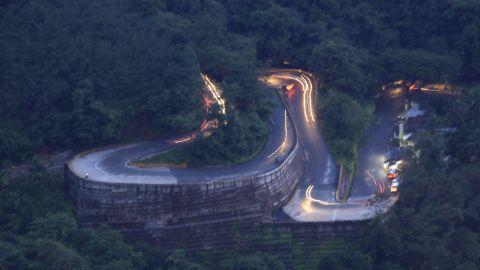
[173, 74, 224, 144]
[271, 74, 315, 123]
[267, 109, 288, 159]
[201, 73, 226, 115]
[174, 136, 193, 144]
[301, 74, 315, 123]
[366, 170, 385, 194]
[305, 185, 338, 206]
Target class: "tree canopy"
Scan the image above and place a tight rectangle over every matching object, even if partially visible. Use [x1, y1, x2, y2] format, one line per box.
[1, 0, 480, 269]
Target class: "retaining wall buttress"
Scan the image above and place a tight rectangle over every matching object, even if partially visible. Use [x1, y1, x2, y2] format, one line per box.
[67, 141, 304, 246]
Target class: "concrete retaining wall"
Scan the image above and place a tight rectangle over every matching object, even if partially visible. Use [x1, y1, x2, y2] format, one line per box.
[67, 141, 304, 245]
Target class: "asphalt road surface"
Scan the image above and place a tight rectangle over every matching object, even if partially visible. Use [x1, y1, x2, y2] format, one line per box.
[69, 69, 400, 221]
[69, 82, 295, 184]
[351, 88, 404, 198]
[265, 70, 400, 222]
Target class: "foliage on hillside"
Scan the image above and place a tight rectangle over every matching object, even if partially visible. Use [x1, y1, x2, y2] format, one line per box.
[0, 164, 289, 269]
[321, 87, 480, 270]
[2, 0, 480, 164]
[318, 92, 373, 171]
[0, 0, 271, 165]
[1, 0, 480, 269]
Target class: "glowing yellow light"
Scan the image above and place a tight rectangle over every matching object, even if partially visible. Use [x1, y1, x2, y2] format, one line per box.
[265, 76, 281, 85]
[420, 84, 454, 95]
[201, 74, 226, 115]
[305, 185, 338, 206]
[301, 199, 314, 212]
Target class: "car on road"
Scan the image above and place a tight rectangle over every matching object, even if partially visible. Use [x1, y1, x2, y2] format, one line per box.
[387, 169, 398, 180]
[384, 159, 404, 172]
[391, 178, 400, 192]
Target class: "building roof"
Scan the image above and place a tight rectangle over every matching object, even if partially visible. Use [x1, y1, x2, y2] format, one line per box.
[402, 106, 426, 119]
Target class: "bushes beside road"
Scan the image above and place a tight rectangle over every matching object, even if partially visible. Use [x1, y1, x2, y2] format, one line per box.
[318, 92, 373, 173]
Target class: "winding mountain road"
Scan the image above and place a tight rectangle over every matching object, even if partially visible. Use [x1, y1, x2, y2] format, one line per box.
[263, 70, 399, 222]
[69, 69, 400, 222]
[69, 82, 295, 184]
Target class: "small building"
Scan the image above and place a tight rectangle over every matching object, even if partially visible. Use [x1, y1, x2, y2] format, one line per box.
[394, 101, 427, 148]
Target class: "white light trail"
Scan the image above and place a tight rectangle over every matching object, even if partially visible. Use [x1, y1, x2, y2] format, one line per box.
[302, 75, 311, 122]
[271, 74, 313, 123]
[302, 77, 309, 122]
[201, 74, 226, 115]
[267, 109, 288, 159]
[305, 185, 338, 206]
[174, 136, 193, 144]
[301, 74, 315, 122]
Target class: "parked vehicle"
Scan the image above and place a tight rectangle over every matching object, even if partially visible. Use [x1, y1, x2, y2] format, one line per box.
[387, 169, 398, 180]
[391, 178, 400, 192]
[384, 159, 404, 172]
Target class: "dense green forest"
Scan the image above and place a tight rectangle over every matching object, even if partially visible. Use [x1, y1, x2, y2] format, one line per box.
[2, 0, 479, 165]
[2, 89, 479, 269]
[316, 87, 480, 270]
[1, 0, 480, 269]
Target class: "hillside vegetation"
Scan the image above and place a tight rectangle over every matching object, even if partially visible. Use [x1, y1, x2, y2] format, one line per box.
[1, 0, 480, 269]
